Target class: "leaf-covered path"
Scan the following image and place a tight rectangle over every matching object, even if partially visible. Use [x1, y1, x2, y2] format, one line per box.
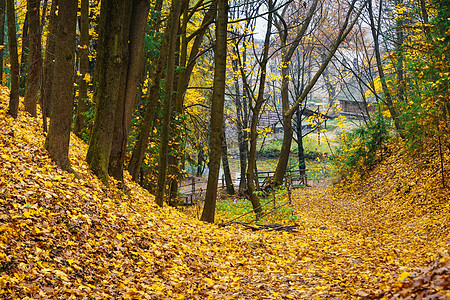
[0, 92, 449, 299]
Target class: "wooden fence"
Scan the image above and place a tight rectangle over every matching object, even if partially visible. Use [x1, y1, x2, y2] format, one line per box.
[178, 169, 307, 205]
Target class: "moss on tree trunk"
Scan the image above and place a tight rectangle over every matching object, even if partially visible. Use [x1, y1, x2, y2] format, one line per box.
[86, 0, 132, 185]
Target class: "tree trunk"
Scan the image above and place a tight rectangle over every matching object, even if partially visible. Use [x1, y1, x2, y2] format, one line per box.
[271, 0, 318, 187]
[232, 48, 247, 195]
[19, 12, 28, 96]
[167, 0, 189, 203]
[40, 0, 48, 32]
[108, 0, 150, 182]
[196, 149, 205, 177]
[272, 62, 294, 186]
[394, 0, 405, 104]
[272, 0, 364, 189]
[40, 0, 58, 131]
[367, 0, 403, 136]
[221, 122, 235, 195]
[45, 0, 77, 171]
[6, 0, 20, 118]
[200, 0, 226, 223]
[244, 0, 275, 218]
[23, 0, 41, 117]
[73, 0, 90, 137]
[155, 0, 181, 207]
[128, 12, 171, 182]
[86, 0, 132, 185]
[0, 0, 5, 83]
[296, 108, 306, 174]
[167, 0, 217, 203]
[183, 0, 216, 91]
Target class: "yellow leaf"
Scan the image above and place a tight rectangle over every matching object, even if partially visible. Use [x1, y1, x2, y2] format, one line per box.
[204, 277, 214, 285]
[398, 271, 410, 281]
[83, 73, 91, 82]
[116, 233, 123, 240]
[54, 270, 69, 281]
[44, 181, 53, 188]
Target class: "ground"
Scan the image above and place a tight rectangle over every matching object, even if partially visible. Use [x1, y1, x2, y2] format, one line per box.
[0, 88, 449, 299]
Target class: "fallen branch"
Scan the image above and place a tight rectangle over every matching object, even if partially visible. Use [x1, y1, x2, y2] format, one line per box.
[226, 222, 301, 233]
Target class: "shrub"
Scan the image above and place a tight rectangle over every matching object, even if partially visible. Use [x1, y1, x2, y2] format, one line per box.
[333, 113, 391, 176]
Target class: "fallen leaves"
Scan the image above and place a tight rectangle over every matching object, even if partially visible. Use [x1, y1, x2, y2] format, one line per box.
[0, 86, 449, 299]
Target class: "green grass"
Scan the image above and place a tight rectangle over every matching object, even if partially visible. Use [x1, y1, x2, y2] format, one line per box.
[215, 187, 300, 225]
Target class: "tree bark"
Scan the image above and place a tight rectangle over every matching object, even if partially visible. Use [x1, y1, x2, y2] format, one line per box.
[19, 12, 28, 96]
[167, 0, 189, 203]
[23, 0, 41, 117]
[40, 0, 48, 32]
[166, 0, 217, 202]
[271, 0, 365, 188]
[221, 121, 235, 195]
[73, 0, 90, 137]
[45, 0, 77, 171]
[155, 0, 181, 207]
[0, 0, 5, 83]
[244, 0, 275, 219]
[394, 0, 405, 104]
[108, 0, 150, 181]
[271, 0, 318, 187]
[295, 108, 306, 174]
[86, 0, 132, 185]
[232, 47, 248, 195]
[6, 0, 19, 118]
[40, 0, 58, 131]
[200, 0, 226, 223]
[367, 0, 403, 136]
[128, 9, 170, 182]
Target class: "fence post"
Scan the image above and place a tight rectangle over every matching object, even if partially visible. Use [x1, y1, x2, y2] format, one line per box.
[288, 183, 292, 204]
[192, 177, 195, 195]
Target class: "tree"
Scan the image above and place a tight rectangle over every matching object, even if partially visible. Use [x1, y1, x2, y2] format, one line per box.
[23, 0, 41, 117]
[367, 0, 403, 136]
[45, 0, 77, 171]
[271, 0, 365, 187]
[167, 0, 218, 202]
[200, 0, 227, 223]
[86, 0, 132, 185]
[6, 0, 19, 118]
[108, 0, 150, 182]
[19, 10, 29, 96]
[155, 0, 181, 207]
[73, 0, 89, 137]
[0, 0, 5, 83]
[227, 1, 254, 196]
[242, 0, 276, 218]
[128, 0, 216, 185]
[40, 0, 58, 131]
[221, 119, 235, 195]
[127, 0, 166, 182]
[271, 0, 319, 186]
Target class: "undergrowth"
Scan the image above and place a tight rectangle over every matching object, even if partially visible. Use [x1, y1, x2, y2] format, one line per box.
[333, 113, 391, 177]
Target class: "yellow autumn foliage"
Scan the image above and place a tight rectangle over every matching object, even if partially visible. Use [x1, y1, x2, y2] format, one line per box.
[0, 86, 448, 298]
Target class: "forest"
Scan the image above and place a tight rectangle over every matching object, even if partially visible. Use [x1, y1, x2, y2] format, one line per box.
[0, 0, 449, 298]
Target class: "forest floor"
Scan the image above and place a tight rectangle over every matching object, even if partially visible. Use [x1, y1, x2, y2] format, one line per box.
[0, 89, 449, 299]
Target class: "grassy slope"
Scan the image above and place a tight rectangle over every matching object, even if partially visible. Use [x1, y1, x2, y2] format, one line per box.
[0, 87, 448, 299]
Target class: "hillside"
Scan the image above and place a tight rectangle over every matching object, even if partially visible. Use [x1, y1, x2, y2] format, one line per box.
[0, 90, 449, 299]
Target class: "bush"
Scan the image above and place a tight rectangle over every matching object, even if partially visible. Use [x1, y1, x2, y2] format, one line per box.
[333, 113, 391, 176]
